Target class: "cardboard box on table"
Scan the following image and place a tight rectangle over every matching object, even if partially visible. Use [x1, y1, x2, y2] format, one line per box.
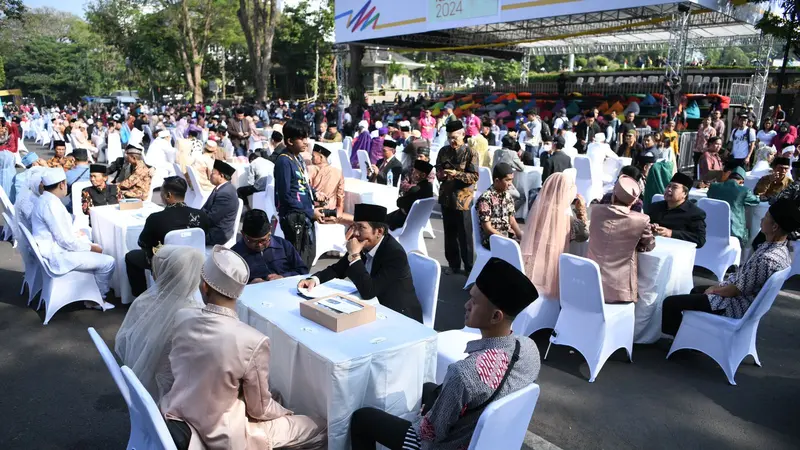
[300, 294, 376, 332]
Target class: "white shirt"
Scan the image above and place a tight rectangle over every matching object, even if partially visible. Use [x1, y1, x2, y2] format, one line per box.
[144, 137, 173, 170]
[247, 157, 274, 191]
[553, 116, 566, 131]
[32, 191, 92, 274]
[16, 191, 39, 233]
[757, 129, 777, 147]
[731, 127, 756, 159]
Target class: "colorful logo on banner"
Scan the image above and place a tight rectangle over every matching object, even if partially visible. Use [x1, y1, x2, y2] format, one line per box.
[335, 1, 381, 33]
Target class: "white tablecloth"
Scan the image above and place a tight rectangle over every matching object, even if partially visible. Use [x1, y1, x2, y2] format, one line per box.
[344, 178, 399, 214]
[634, 236, 697, 343]
[90, 203, 164, 304]
[236, 276, 437, 450]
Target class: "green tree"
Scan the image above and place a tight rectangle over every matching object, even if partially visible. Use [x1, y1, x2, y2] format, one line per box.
[750, 0, 799, 95]
[485, 59, 521, 84]
[0, 56, 5, 88]
[574, 56, 587, 69]
[236, 0, 278, 101]
[419, 63, 438, 83]
[386, 60, 408, 87]
[0, 0, 24, 24]
[719, 47, 748, 66]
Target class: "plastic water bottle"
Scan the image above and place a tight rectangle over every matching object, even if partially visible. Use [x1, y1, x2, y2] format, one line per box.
[387, 171, 393, 187]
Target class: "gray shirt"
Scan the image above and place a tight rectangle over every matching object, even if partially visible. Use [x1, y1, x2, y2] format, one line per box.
[411, 334, 540, 450]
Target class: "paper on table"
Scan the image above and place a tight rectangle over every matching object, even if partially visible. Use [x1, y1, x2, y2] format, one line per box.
[298, 279, 358, 298]
[317, 296, 364, 314]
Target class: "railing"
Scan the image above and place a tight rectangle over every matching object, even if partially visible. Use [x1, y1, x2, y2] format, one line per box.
[678, 132, 698, 172]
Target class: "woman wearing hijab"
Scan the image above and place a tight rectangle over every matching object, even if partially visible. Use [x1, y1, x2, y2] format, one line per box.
[349, 120, 372, 168]
[520, 172, 589, 300]
[115, 245, 205, 401]
[642, 159, 674, 213]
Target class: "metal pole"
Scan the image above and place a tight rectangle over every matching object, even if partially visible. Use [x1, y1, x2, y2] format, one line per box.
[748, 33, 774, 126]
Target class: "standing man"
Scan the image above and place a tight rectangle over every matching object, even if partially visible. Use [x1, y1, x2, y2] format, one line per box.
[202, 160, 239, 246]
[436, 120, 479, 275]
[308, 145, 346, 223]
[617, 111, 637, 139]
[708, 166, 760, 246]
[226, 107, 250, 157]
[116, 145, 152, 200]
[542, 136, 572, 182]
[729, 114, 756, 169]
[697, 136, 724, 181]
[576, 113, 601, 154]
[274, 120, 322, 268]
[232, 209, 308, 284]
[711, 109, 726, 142]
[125, 176, 210, 297]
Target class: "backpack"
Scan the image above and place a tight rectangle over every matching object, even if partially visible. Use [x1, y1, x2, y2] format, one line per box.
[540, 121, 552, 142]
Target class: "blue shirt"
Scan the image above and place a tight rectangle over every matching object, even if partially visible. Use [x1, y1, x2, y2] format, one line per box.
[274, 153, 315, 220]
[120, 124, 131, 145]
[231, 235, 309, 282]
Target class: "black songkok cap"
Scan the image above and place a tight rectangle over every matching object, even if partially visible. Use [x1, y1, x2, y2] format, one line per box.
[90, 164, 107, 174]
[241, 209, 271, 237]
[353, 204, 387, 223]
[445, 120, 464, 133]
[313, 144, 331, 158]
[382, 139, 398, 149]
[769, 198, 800, 234]
[670, 172, 693, 190]
[475, 257, 537, 317]
[213, 159, 236, 177]
[414, 159, 434, 174]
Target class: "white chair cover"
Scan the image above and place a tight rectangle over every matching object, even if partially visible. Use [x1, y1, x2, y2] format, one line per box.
[185, 165, 212, 209]
[223, 199, 244, 248]
[251, 185, 283, 238]
[357, 150, 370, 182]
[468, 383, 541, 450]
[488, 235, 523, 271]
[574, 156, 602, 202]
[435, 327, 482, 383]
[339, 149, 357, 179]
[71, 181, 92, 230]
[389, 198, 436, 255]
[6, 211, 42, 305]
[121, 366, 179, 450]
[107, 133, 123, 163]
[312, 222, 347, 266]
[667, 266, 790, 385]
[408, 252, 441, 329]
[464, 206, 492, 289]
[164, 227, 206, 251]
[88, 327, 132, 406]
[695, 198, 741, 281]
[548, 253, 634, 382]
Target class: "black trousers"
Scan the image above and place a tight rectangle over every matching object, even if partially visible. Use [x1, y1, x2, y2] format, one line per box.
[125, 249, 150, 297]
[350, 407, 413, 450]
[441, 207, 473, 271]
[237, 185, 259, 209]
[280, 211, 316, 269]
[692, 152, 702, 178]
[662, 285, 724, 336]
[386, 210, 408, 231]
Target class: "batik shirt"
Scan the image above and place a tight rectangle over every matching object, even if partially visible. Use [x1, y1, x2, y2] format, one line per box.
[410, 335, 540, 450]
[475, 186, 515, 248]
[708, 241, 790, 318]
[46, 155, 75, 171]
[118, 161, 153, 200]
[435, 144, 479, 211]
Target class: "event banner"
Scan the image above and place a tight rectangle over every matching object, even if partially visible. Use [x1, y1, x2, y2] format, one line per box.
[334, 0, 769, 44]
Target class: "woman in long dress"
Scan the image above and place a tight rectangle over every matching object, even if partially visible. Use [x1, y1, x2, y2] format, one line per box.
[520, 172, 588, 300]
[115, 245, 205, 401]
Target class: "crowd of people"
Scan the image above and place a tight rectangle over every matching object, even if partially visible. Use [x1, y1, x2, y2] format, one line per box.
[1, 92, 799, 450]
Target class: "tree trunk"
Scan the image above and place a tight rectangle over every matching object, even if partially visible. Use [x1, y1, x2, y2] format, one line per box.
[776, 9, 797, 97]
[237, 0, 278, 103]
[348, 44, 364, 112]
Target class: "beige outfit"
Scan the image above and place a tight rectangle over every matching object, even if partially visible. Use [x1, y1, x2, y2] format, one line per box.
[586, 204, 655, 303]
[191, 153, 215, 192]
[308, 164, 344, 210]
[160, 304, 326, 450]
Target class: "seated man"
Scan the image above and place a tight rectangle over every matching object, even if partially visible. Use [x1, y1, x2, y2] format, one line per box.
[387, 160, 434, 231]
[237, 152, 272, 210]
[265, 130, 285, 163]
[648, 172, 707, 248]
[45, 140, 75, 171]
[350, 257, 540, 450]
[160, 246, 327, 450]
[64, 148, 92, 211]
[662, 198, 800, 336]
[587, 175, 655, 303]
[320, 124, 342, 143]
[598, 165, 644, 213]
[232, 210, 308, 284]
[202, 160, 240, 246]
[125, 176, 210, 297]
[368, 139, 402, 186]
[32, 168, 115, 310]
[116, 144, 153, 200]
[297, 204, 423, 322]
[308, 144, 348, 224]
[81, 164, 122, 218]
[708, 166, 760, 246]
[754, 156, 792, 202]
[475, 163, 523, 249]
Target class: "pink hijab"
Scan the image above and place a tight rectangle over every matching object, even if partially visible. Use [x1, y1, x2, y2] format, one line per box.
[520, 172, 577, 300]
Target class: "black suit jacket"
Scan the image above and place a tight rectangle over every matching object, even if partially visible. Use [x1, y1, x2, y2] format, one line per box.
[542, 151, 572, 183]
[397, 181, 433, 212]
[201, 181, 239, 245]
[138, 204, 210, 259]
[374, 157, 403, 186]
[314, 234, 423, 322]
[648, 199, 707, 248]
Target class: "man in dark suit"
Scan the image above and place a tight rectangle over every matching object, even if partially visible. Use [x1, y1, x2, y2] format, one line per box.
[297, 204, 423, 322]
[648, 172, 707, 248]
[542, 136, 573, 182]
[368, 139, 402, 186]
[202, 160, 240, 246]
[125, 176, 210, 296]
[387, 160, 434, 230]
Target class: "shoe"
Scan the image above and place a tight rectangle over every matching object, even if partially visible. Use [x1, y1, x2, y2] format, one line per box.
[443, 267, 461, 276]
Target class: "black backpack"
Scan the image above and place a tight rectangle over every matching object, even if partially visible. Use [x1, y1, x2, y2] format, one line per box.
[540, 121, 552, 142]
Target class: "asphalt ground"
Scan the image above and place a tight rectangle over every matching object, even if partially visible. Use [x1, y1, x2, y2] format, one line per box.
[0, 140, 798, 449]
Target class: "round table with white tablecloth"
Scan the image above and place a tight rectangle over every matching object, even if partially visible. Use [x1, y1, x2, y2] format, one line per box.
[236, 276, 436, 450]
[343, 178, 399, 214]
[89, 203, 164, 305]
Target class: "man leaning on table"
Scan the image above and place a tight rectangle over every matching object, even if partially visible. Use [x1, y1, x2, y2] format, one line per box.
[350, 257, 540, 450]
[160, 245, 327, 450]
[125, 176, 210, 297]
[232, 209, 308, 284]
[297, 204, 423, 322]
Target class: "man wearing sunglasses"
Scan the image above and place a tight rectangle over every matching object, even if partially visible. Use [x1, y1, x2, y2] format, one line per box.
[231, 209, 309, 284]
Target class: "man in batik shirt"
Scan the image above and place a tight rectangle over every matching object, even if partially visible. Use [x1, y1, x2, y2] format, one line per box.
[45, 140, 76, 171]
[117, 145, 152, 200]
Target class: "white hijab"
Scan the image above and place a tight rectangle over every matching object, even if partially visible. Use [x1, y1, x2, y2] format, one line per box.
[115, 245, 205, 401]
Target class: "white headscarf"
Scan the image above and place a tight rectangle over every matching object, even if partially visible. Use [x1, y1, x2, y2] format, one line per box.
[115, 245, 205, 401]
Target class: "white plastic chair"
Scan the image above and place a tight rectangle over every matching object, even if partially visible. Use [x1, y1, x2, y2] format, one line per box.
[389, 198, 436, 255]
[19, 224, 105, 324]
[164, 228, 206, 251]
[342, 136, 353, 155]
[107, 133, 123, 163]
[488, 235, 524, 270]
[185, 165, 212, 209]
[338, 149, 357, 179]
[0, 186, 15, 243]
[251, 184, 283, 238]
[88, 327, 131, 406]
[475, 166, 492, 196]
[172, 163, 185, 182]
[695, 198, 741, 281]
[467, 383, 541, 450]
[121, 366, 179, 450]
[408, 252, 441, 329]
[667, 266, 790, 385]
[6, 211, 41, 305]
[71, 180, 92, 230]
[312, 222, 347, 266]
[357, 149, 370, 182]
[223, 199, 244, 249]
[464, 206, 492, 289]
[546, 254, 635, 382]
[574, 156, 602, 202]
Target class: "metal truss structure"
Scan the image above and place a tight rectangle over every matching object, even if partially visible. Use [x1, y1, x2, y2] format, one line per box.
[747, 33, 774, 123]
[521, 34, 764, 56]
[661, 6, 691, 129]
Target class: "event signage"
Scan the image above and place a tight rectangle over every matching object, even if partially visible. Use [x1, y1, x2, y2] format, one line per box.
[334, 0, 766, 44]
[428, 0, 499, 24]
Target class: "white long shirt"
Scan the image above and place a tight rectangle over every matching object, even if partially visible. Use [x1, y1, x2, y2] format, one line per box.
[31, 191, 92, 274]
